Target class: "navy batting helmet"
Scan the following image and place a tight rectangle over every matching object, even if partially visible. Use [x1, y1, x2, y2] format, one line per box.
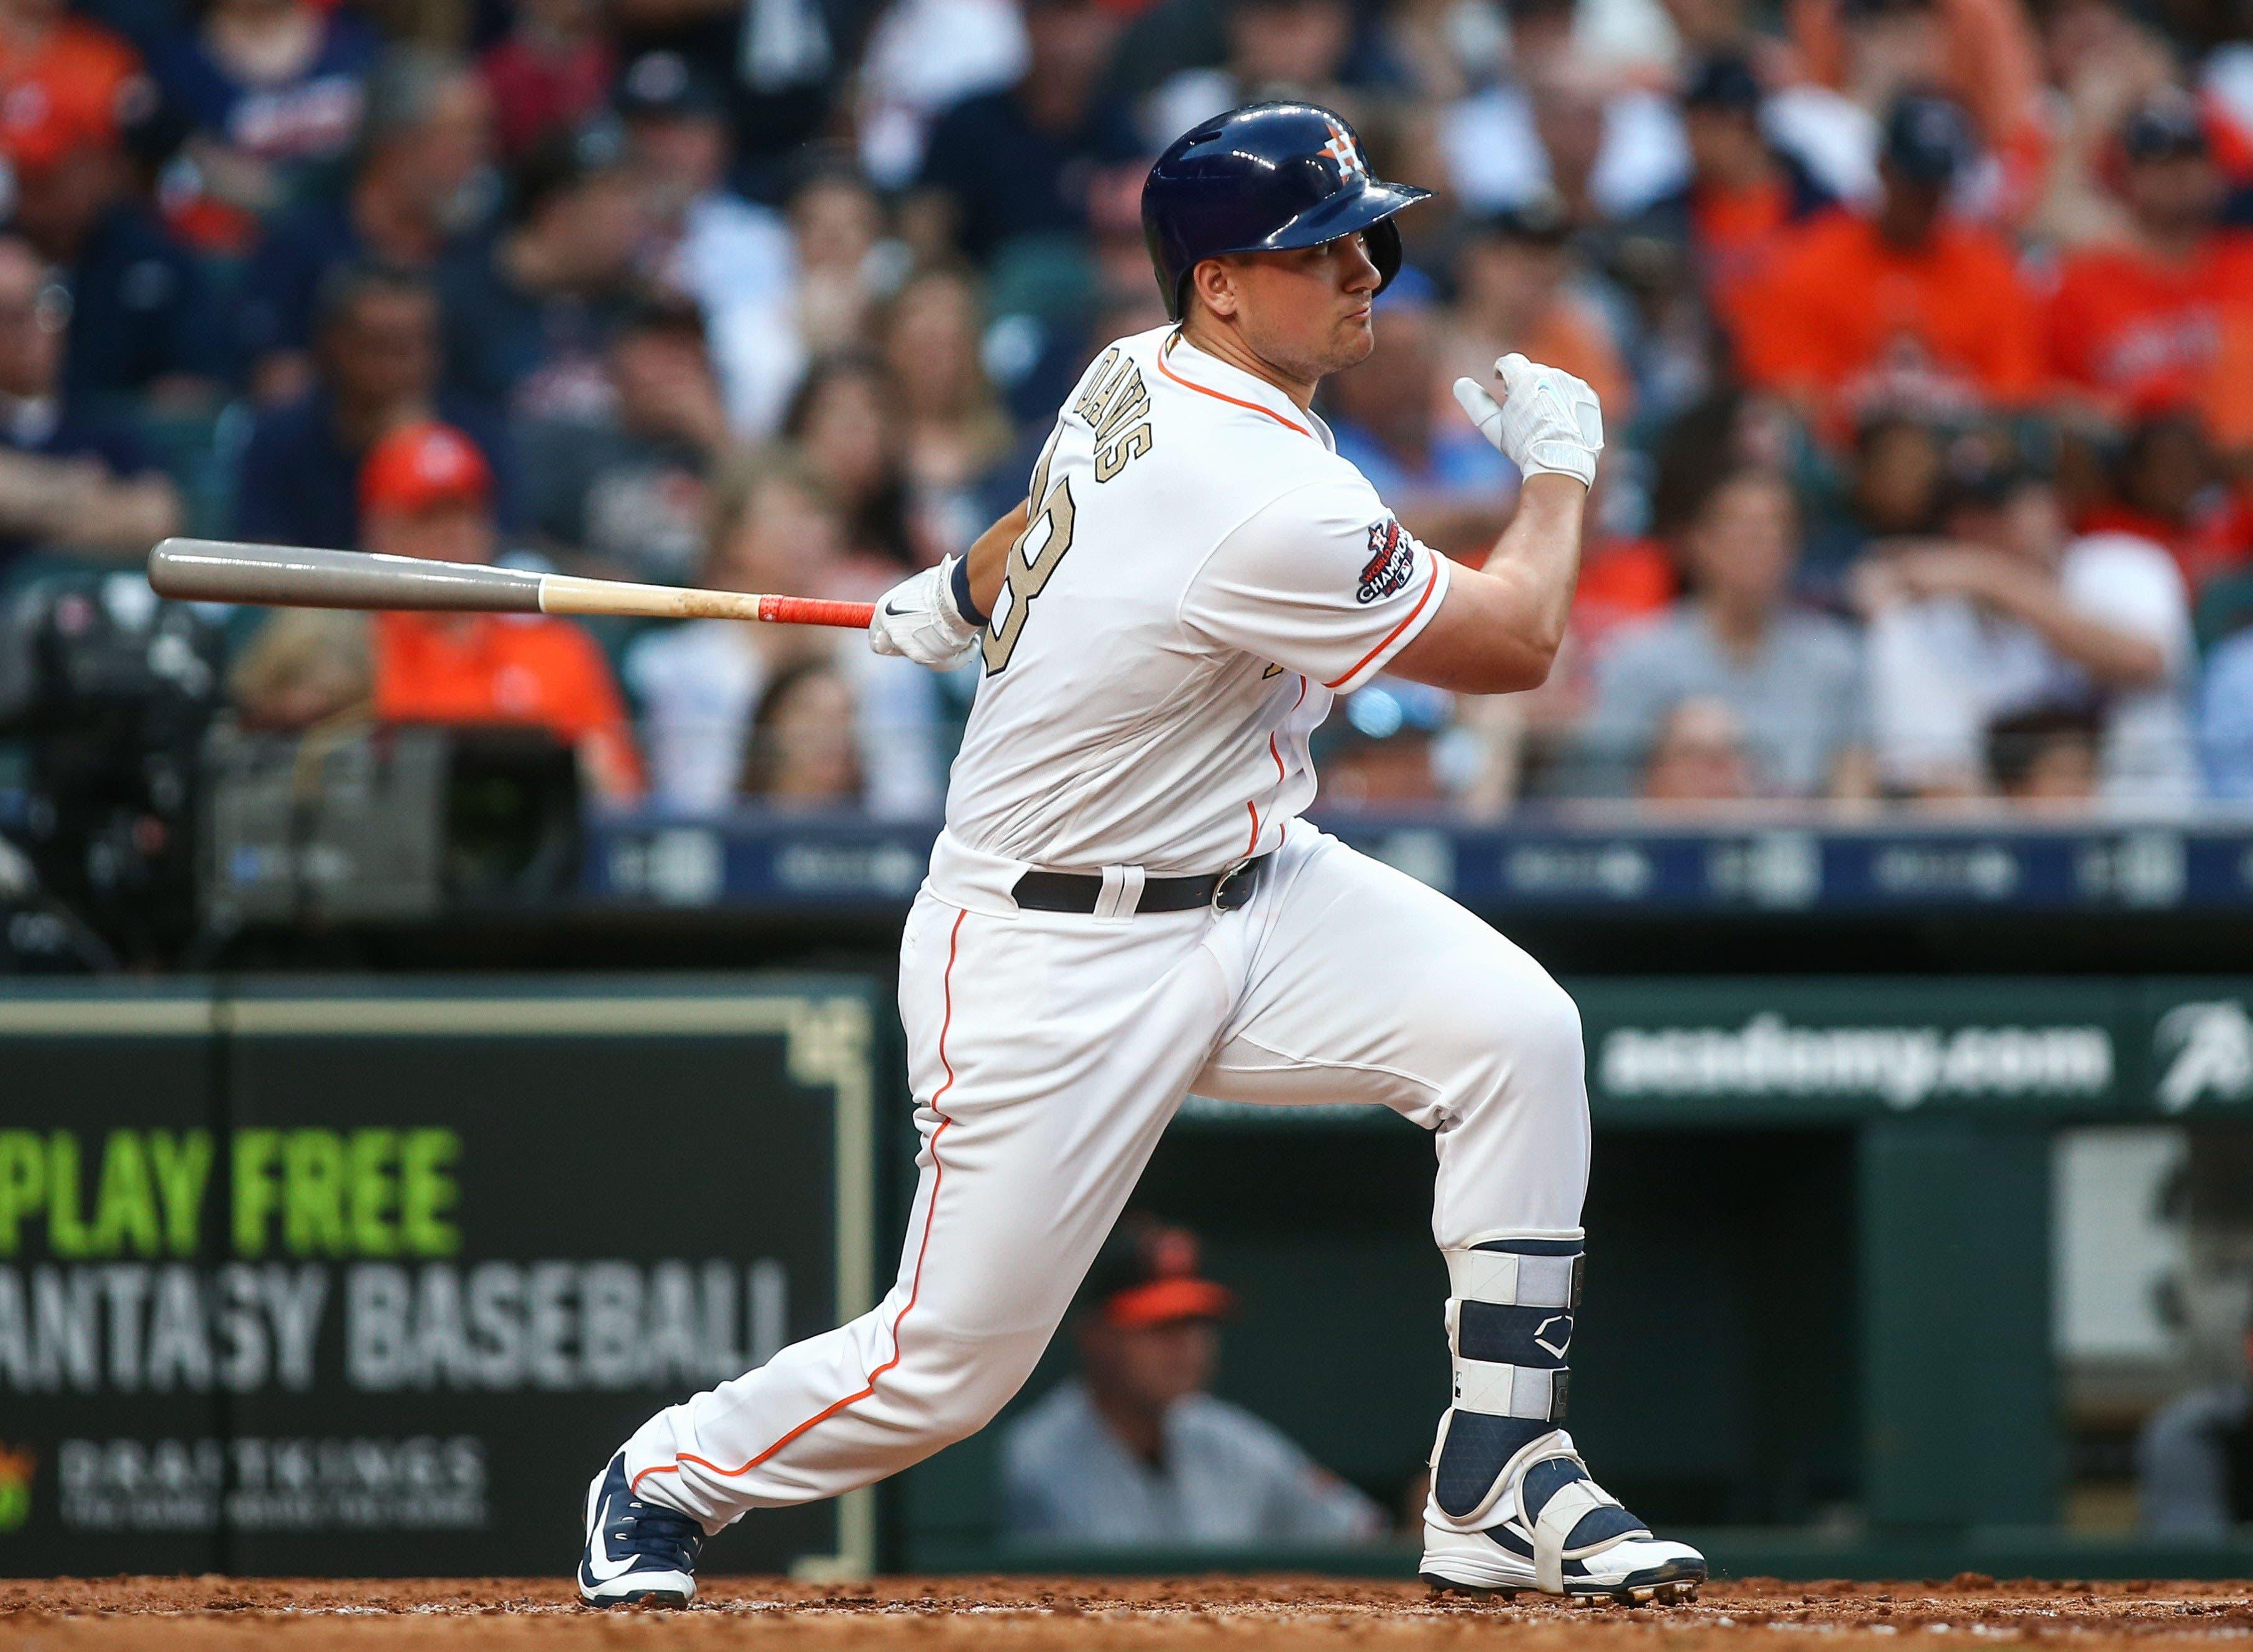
[1141, 101, 1431, 323]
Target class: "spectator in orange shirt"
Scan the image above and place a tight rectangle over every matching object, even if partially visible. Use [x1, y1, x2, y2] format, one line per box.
[360, 420, 644, 801]
[1784, 0, 2049, 220]
[1738, 92, 2043, 431]
[0, 0, 143, 161]
[2047, 96, 2253, 444]
[1634, 56, 1838, 349]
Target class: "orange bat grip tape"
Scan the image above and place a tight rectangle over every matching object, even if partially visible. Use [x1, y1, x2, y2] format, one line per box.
[756, 595, 876, 628]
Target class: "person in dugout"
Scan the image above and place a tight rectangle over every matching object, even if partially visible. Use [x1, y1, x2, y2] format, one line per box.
[1000, 1214, 1386, 1546]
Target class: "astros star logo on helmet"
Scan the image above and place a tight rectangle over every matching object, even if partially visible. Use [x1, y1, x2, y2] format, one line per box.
[1320, 117, 1369, 181]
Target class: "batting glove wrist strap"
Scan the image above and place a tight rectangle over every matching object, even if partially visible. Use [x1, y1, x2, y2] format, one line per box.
[1453, 354, 1603, 488]
[948, 552, 988, 627]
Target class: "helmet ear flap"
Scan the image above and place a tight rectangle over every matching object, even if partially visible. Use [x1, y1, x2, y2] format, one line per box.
[1147, 223, 1186, 321]
[1364, 216, 1404, 295]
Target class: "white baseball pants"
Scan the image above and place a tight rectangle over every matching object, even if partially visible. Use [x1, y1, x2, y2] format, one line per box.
[620, 822, 1591, 1528]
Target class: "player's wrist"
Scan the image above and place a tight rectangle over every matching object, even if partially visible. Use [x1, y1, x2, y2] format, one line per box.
[1517, 470, 1590, 505]
[943, 554, 987, 631]
[1519, 446, 1596, 488]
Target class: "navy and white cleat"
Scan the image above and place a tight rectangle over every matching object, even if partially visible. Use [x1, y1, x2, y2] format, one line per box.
[1420, 1431, 1705, 1605]
[576, 1451, 705, 1607]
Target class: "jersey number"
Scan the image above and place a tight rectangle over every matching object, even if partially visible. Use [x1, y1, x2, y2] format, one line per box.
[982, 433, 1077, 674]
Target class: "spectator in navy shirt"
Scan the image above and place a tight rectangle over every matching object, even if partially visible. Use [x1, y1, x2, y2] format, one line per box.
[233, 261, 514, 551]
[618, 50, 797, 436]
[234, 46, 495, 404]
[910, 0, 1143, 264]
[2, 96, 226, 405]
[145, 0, 382, 226]
[0, 232, 180, 577]
[436, 120, 645, 424]
[518, 291, 730, 584]
[603, 0, 836, 196]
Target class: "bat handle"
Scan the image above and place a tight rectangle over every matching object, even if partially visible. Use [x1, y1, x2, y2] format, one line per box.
[536, 576, 876, 628]
[757, 595, 877, 628]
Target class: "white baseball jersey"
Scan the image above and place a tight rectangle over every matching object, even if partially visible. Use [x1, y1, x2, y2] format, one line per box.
[942, 324, 1453, 875]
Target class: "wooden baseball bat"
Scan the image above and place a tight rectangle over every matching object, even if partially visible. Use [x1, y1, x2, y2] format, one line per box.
[145, 538, 877, 629]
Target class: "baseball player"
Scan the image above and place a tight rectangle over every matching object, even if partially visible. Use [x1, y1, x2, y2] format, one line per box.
[578, 101, 1705, 1607]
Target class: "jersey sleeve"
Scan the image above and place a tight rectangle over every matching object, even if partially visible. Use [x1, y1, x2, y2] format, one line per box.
[1180, 471, 1453, 693]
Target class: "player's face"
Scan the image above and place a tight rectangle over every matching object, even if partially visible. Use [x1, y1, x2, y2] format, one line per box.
[1685, 474, 1795, 606]
[366, 502, 496, 567]
[1085, 1317, 1219, 1411]
[1220, 232, 1384, 382]
[2126, 154, 2221, 236]
[0, 243, 63, 399]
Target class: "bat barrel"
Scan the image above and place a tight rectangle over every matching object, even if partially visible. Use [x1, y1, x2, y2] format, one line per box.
[145, 538, 875, 630]
[147, 538, 545, 614]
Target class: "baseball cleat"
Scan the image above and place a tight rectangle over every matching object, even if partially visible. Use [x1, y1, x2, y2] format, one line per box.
[576, 1450, 704, 1607]
[1419, 1432, 1705, 1604]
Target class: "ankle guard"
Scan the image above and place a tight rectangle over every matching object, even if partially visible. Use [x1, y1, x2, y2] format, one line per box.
[1432, 1231, 1580, 1523]
[1425, 1234, 1672, 1594]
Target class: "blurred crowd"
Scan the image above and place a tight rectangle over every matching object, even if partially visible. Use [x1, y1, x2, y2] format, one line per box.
[6, 0, 2253, 819]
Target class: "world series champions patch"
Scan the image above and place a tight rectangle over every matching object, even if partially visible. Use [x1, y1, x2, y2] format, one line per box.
[1358, 518, 1415, 603]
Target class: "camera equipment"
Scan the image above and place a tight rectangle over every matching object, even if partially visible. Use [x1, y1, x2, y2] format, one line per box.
[200, 722, 582, 932]
[0, 572, 225, 965]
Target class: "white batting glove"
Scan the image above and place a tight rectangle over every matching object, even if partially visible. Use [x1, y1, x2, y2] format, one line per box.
[868, 556, 981, 669]
[1453, 354, 1604, 487]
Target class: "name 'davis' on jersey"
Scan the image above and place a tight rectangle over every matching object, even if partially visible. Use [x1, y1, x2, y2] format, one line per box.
[1071, 346, 1154, 483]
[1358, 518, 1415, 603]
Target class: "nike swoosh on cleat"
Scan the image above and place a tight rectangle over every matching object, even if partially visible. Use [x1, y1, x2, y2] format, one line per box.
[583, 1505, 638, 1582]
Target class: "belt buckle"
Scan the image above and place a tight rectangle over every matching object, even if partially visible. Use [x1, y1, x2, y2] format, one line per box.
[1211, 860, 1255, 912]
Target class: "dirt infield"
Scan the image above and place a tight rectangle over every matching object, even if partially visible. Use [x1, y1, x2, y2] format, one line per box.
[4, 1576, 2253, 1651]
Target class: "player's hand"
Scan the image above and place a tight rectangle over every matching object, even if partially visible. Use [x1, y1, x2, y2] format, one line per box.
[1453, 354, 1604, 487]
[868, 557, 981, 669]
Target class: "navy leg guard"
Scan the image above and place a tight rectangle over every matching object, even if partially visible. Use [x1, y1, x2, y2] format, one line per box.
[1421, 1231, 1705, 1597]
[1431, 1233, 1590, 1525]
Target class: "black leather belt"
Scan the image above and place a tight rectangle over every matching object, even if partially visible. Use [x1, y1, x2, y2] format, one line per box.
[1011, 853, 1273, 915]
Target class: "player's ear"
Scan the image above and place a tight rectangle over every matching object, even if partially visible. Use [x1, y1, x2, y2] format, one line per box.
[1191, 257, 1239, 321]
